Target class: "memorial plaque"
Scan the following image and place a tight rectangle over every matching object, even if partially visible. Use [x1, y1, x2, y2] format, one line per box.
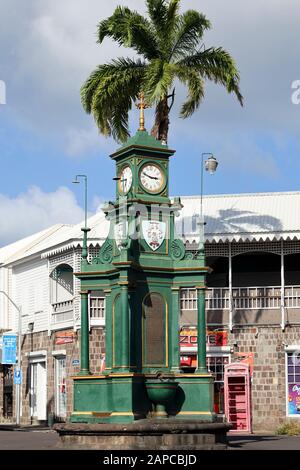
[143, 293, 165, 366]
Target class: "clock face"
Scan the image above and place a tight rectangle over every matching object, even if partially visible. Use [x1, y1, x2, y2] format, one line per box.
[139, 163, 164, 194]
[118, 165, 133, 194]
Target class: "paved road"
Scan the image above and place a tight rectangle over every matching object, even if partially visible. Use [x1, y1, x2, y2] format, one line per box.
[0, 429, 60, 450]
[228, 434, 300, 450]
[0, 427, 300, 450]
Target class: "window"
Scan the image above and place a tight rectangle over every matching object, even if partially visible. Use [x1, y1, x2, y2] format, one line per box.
[207, 355, 230, 414]
[89, 291, 105, 326]
[286, 351, 300, 417]
[55, 356, 66, 420]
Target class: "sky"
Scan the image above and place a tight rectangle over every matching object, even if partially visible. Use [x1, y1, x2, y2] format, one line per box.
[1, 0, 300, 246]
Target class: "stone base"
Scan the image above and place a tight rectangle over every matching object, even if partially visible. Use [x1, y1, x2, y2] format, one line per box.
[54, 420, 231, 450]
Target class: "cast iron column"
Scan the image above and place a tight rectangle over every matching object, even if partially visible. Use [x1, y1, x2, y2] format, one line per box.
[196, 287, 208, 373]
[79, 290, 90, 375]
[103, 289, 112, 372]
[170, 287, 180, 372]
[120, 283, 130, 370]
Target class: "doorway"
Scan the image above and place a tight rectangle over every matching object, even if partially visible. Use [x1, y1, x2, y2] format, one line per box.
[2, 365, 13, 418]
[55, 356, 66, 420]
[29, 359, 47, 421]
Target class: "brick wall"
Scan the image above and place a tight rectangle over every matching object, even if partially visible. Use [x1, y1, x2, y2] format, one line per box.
[8, 328, 105, 425]
[231, 325, 300, 431]
[2, 324, 300, 430]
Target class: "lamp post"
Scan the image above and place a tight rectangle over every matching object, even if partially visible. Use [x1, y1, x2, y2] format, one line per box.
[0, 290, 22, 426]
[72, 175, 90, 260]
[196, 153, 218, 374]
[199, 153, 219, 251]
[72, 175, 91, 375]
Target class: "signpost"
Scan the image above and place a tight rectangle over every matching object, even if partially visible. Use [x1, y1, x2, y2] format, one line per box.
[14, 369, 22, 385]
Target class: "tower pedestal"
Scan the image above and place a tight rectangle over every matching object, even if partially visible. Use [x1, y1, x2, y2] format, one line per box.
[69, 372, 215, 424]
[54, 420, 230, 450]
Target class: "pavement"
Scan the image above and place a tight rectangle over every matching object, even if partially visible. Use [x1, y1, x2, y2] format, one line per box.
[227, 433, 300, 450]
[0, 425, 300, 450]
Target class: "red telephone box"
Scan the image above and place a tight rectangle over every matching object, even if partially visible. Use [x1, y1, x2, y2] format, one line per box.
[224, 363, 252, 433]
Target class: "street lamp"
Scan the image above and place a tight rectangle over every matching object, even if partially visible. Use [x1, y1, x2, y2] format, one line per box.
[199, 153, 219, 250]
[0, 290, 22, 426]
[72, 175, 90, 261]
[72, 175, 91, 376]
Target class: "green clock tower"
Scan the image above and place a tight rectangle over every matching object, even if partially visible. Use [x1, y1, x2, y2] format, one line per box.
[70, 94, 215, 424]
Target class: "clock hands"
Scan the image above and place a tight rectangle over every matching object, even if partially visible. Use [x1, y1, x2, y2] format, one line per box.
[142, 172, 159, 180]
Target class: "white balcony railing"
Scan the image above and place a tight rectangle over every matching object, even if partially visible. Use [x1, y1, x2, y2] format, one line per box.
[52, 300, 73, 323]
[180, 286, 300, 311]
[90, 297, 105, 319]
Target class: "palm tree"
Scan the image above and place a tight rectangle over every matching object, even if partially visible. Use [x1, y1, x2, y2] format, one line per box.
[81, 0, 243, 143]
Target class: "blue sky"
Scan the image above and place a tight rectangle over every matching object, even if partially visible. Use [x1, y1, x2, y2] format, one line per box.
[1, 0, 300, 246]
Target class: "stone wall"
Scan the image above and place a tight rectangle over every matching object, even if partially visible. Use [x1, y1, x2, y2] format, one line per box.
[6, 328, 106, 425]
[2, 324, 300, 430]
[231, 325, 300, 431]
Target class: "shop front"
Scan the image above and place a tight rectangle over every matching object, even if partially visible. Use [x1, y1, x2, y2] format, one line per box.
[179, 326, 230, 415]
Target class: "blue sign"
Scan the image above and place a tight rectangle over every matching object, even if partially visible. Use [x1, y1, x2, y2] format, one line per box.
[2, 334, 17, 364]
[14, 368, 22, 385]
[72, 359, 80, 366]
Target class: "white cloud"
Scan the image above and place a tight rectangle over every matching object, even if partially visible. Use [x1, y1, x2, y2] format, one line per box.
[0, 186, 85, 246]
[65, 126, 106, 157]
[1, 0, 300, 158]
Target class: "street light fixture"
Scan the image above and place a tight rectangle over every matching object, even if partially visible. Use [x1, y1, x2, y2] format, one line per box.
[0, 290, 22, 426]
[199, 153, 219, 250]
[72, 174, 88, 230]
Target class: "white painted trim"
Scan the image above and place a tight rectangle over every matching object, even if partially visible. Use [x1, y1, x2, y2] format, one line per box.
[51, 320, 73, 331]
[284, 345, 300, 352]
[228, 243, 233, 332]
[52, 349, 66, 357]
[180, 345, 231, 354]
[90, 318, 105, 327]
[27, 350, 47, 358]
[208, 346, 231, 353]
[281, 240, 285, 331]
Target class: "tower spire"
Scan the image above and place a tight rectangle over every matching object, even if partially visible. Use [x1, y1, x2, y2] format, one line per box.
[136, 91, 149, 131]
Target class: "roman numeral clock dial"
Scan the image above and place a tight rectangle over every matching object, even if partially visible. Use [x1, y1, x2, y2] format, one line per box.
[139, 164, 164, 194]
[118, 165, 133, 195]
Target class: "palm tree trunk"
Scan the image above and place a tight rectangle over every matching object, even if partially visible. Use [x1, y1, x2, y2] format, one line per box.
[151, 96, 169, 142]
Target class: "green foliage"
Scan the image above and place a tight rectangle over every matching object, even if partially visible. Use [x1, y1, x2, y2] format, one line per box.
[81, 0, 243, 142]
[277, 421, 300, 436]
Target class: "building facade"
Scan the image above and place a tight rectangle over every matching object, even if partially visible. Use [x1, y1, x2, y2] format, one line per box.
[1, 191, 300, 430]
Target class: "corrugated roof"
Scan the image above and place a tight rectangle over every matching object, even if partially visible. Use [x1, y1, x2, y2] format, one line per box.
[1, 224, 73, 265]
[0, 225, 68, 264]
[2, 191, 300, 264]
[177, 191, 300, 243]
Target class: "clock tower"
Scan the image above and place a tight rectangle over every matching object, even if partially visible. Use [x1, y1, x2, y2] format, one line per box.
[70, 94, 215, 423]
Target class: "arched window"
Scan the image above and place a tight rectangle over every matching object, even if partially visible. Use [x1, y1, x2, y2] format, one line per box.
[50, 264, 73, 304]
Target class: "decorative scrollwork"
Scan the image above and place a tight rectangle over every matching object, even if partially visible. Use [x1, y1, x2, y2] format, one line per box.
[96, 239, 113, 264]
[170, 239, 185, 260]
[184, 252, 194, 260]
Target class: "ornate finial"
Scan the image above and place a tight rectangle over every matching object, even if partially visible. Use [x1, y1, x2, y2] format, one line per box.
[136, 91, 150, 131]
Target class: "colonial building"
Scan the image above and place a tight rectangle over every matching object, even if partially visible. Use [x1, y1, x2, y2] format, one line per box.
[1, 190, 300, 430]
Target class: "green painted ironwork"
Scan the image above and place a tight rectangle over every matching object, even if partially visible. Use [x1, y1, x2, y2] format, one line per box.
[71, 126, 214, 423]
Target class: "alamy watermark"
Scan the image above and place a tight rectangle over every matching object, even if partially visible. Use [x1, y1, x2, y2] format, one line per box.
[0, 80, 6, 105]
[291, 80, 300, 104]
[102, 197, 200, 247]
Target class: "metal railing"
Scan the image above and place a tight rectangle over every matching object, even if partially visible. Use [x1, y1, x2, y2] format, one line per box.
[180, 286, 300, 311]
[90, 297, 105, 319]
[52, 300, 73, 323]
